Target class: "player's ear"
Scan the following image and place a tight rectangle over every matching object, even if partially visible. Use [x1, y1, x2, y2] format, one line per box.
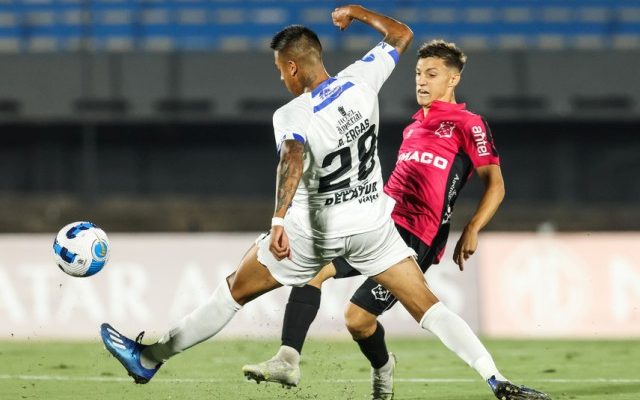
[449, 72, 461, 88]
[287, 60, 298, 77]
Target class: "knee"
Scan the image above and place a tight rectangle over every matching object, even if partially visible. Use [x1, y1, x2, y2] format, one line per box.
[344, 304, 377, 339]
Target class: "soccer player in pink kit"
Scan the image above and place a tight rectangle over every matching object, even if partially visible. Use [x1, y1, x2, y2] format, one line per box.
[243, 40, 551, 400]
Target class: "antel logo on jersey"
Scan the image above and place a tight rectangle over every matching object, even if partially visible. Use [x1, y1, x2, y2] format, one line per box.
[471, 125, 491, 157]
[434, 121, 456, 138]
[397, 150, 448, 170]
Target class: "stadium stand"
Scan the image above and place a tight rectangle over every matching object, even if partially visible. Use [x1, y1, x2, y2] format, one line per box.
[0, 1, 638, 52]
[0, 1, 638, 233]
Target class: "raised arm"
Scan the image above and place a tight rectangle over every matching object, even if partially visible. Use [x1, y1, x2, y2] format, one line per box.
[269, 139, 305, 260]
[332, 5, 413, 54]
[453, 164, 505, 270]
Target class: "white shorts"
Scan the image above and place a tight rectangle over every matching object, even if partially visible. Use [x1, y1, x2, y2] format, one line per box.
[256, 217, 416, 287]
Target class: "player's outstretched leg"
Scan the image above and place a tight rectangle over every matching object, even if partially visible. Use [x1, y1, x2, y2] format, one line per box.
[101, 279, 242, 384]
[488, 376, 552, 400]
[100, 323, 161, 384]
[102, 245, 280, 384]
[372, 258, 552, 400]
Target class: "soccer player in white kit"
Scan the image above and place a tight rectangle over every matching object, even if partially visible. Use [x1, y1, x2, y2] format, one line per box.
[99, 6, 531, 399]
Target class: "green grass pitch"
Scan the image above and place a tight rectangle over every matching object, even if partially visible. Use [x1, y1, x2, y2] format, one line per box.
[1, 338, 639, 399]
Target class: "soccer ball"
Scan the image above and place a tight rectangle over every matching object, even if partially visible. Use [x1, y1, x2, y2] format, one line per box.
[53, 221, 110, 277]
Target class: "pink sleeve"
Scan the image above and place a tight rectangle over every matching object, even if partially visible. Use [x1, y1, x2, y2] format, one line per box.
[461, 115, 500, 168]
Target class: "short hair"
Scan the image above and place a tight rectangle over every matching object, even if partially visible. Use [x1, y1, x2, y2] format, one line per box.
[417, 40, 466, 72]
[270, 25, 322, 57]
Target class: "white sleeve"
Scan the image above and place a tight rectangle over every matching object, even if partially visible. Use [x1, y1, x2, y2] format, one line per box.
[336, 41, 400, 93]
[272, 99, 311, 153]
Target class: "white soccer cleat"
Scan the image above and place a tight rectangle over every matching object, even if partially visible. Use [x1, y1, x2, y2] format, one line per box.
[371, 352, 397, 400]
[242, 357, 301, 388]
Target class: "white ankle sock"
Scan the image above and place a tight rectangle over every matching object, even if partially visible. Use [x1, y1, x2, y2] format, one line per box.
[274, 345, 300, 367]
[420, 302, 506, 381]
[141, 280, 242, 368]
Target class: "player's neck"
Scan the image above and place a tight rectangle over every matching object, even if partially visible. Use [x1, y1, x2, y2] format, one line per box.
[303, 67, 331, 94]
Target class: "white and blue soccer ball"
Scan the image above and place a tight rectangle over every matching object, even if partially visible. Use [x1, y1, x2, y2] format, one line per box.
[53, 221, 110, 277]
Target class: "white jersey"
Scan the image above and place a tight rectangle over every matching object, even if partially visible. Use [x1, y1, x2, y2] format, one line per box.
[273, 41, 400, 239]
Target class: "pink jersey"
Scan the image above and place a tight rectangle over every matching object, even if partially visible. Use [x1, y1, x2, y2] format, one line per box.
[384, 101, 500, 259]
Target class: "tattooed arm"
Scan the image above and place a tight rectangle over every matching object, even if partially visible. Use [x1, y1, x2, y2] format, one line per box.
[270, 139, 304, 260]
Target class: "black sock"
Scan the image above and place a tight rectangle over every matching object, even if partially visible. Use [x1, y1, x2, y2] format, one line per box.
[281, 285, 321, 354]
[355, 322, 389, 369]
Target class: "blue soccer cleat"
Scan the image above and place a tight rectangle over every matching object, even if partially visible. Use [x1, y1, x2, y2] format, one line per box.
[100, 323, 162, 384]
[488, 376, 552, 400]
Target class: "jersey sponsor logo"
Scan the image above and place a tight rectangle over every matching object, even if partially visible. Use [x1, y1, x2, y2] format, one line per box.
[447, 174, 460, 201]
[318, 85, 343, 101]
[371, 284, 391, 301]
[396, 150, 448, 170]
[336, 108, 364, 135]
[442, 173, 460, 225]
[471, 125, 491, 157]
[324, 181, 379, 206]
[434, 121, 456, 138]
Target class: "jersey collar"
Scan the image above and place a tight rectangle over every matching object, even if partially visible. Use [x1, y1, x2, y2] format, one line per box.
[311, 77, 337, 98]
[412, 100, 467, 121]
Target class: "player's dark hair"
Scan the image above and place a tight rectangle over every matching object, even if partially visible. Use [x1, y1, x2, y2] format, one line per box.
[417, 39, 466, 72]
[270, 25, 322, 55]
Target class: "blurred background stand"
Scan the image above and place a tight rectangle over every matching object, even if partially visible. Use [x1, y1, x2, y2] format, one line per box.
[0, 0, 637, 232]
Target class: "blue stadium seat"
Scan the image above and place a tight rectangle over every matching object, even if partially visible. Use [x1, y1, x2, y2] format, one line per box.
[0, 0, 635, 52]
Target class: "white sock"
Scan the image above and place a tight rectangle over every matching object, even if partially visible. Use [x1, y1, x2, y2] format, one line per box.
[420, 302, 506, 381]
[141, 280, 242, 368]
[274, 345, 300, 367]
